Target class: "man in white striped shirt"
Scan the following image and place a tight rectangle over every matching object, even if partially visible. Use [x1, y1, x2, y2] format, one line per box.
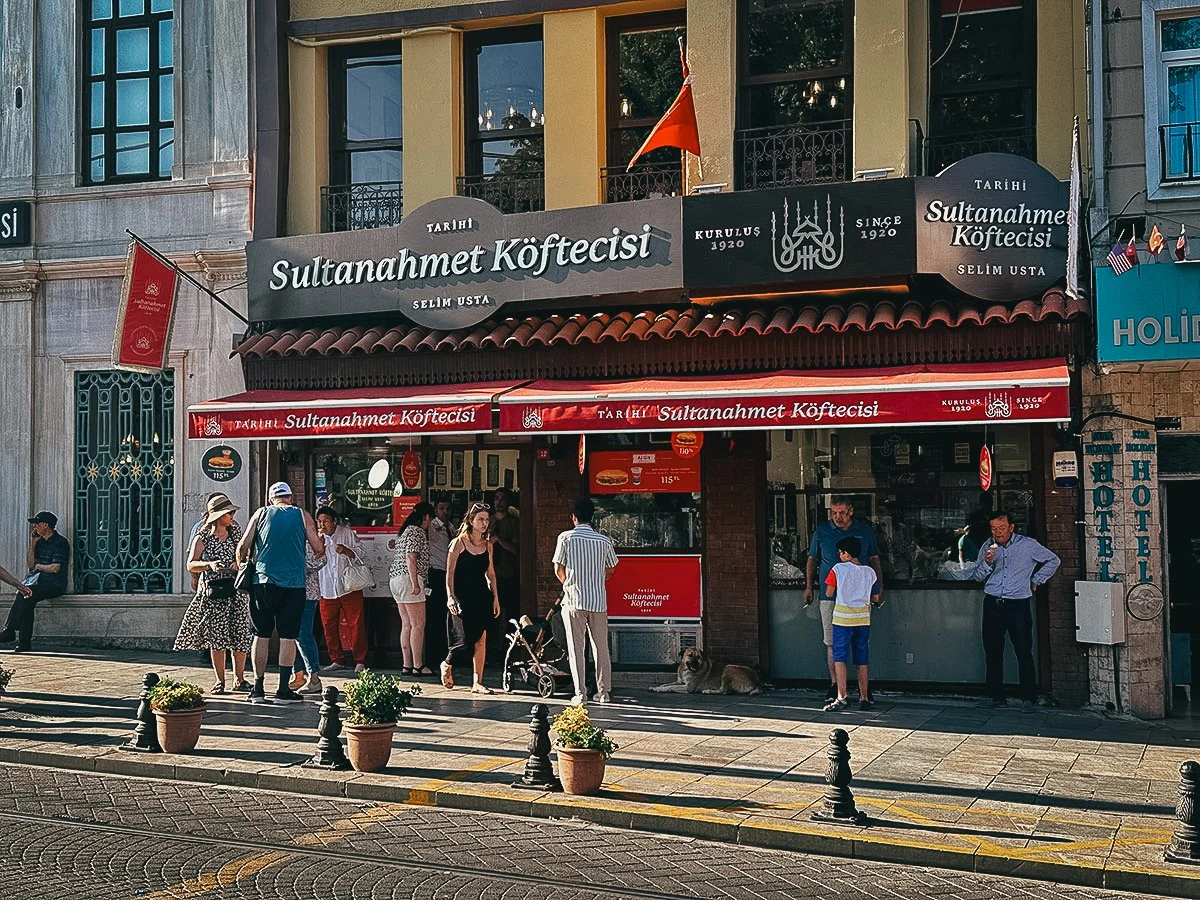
[553, 497, 619, 705]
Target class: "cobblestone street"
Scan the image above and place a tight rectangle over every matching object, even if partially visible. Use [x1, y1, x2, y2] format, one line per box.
[0, 763, 1175, 899]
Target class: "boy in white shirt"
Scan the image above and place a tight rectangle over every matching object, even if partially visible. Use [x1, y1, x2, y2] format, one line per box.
[822, 536, 882, 712]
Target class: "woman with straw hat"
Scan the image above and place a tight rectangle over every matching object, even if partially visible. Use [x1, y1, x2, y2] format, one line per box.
[174, 495, 255, 694]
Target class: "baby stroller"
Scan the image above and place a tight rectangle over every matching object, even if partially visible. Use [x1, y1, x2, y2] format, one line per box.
[501, 606, 573, 698]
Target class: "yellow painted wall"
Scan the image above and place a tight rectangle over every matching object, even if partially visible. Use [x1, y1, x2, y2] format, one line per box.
[686, 0, 735, 191]
[853, 0, 910, 178]
[287, 42, 328, 236]
[907, 0, 929, 171]
[401, 30, 462, 210]
[543, 9, 604, 209]
[1036, 0, 1081, 178]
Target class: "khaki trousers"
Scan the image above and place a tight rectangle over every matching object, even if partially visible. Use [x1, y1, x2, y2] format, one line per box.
[562, 606, 611, 699]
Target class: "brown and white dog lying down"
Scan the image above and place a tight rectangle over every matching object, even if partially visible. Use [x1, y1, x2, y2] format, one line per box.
[650, 647, 766, 696]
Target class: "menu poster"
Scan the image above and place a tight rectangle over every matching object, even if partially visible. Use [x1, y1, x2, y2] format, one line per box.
[353, 526, 398, 598]
[588, 450, 700, 494]
[607, 555, 702, 619]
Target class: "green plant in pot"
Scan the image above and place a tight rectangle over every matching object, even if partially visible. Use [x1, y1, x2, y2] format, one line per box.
[342, 670, 420, 772]
[147, 677, 206, 754]
[551, 704, 618, 795]
[0, 663, 14, 697]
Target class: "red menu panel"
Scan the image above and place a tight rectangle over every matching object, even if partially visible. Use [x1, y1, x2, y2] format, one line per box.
[588, 450, 700, 494]
[607, 555, 702, 619]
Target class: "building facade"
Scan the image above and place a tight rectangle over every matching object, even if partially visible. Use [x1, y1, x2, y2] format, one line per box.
[0, 0, 251, 645]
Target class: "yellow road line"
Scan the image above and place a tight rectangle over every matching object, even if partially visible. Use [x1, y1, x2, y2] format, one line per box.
[141, 850, 294, 899]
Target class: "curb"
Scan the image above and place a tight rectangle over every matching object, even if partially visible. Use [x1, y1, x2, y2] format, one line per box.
[1, 744, 1197, 898]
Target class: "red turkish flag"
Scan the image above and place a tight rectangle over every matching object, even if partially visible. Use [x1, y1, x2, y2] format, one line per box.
[626, 38, 701, 172]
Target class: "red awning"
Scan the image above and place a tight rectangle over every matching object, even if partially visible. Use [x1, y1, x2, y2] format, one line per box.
[188, 382, 519, 440]
[497, 360, 1070, 434]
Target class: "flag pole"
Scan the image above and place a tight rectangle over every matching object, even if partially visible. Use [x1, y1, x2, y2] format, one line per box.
[125, 229, 250, 326]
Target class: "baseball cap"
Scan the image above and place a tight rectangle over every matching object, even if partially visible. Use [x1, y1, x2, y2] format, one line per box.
[268, 481, 293, 498]
[28, 511, 58, 528]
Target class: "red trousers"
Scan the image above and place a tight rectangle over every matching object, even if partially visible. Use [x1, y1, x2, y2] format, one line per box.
[319, 591, 367, 665]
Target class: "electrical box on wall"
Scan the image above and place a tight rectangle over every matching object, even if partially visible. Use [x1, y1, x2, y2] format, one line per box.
[1074, 581, 1126, 645]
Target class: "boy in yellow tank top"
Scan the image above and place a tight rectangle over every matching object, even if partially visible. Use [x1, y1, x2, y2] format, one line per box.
[822, 536, 882, 712]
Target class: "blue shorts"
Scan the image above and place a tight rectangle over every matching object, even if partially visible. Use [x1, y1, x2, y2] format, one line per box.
[831, 624, 870, 666]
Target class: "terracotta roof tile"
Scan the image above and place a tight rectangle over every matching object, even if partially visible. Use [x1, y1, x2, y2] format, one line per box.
[236, 289, 1085, 360]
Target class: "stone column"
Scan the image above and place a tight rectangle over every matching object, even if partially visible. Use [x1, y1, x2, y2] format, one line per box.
[685, 0, 735, 190]
[0, 262, 39, 577]
[853, 0, 910, 177]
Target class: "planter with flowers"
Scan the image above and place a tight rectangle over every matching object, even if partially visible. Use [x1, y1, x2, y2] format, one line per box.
[0, 663, 13, 699]
[342, 670, 420, 772]
[147, 678, 206, 753]
[550, 704, 618, 795]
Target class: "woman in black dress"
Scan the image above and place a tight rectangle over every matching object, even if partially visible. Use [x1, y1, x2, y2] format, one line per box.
[441, 502, 500, 693]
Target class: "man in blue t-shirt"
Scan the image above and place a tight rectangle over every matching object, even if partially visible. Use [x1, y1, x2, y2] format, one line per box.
[0, 511, 70, 652]
[804, 497, 883, 702]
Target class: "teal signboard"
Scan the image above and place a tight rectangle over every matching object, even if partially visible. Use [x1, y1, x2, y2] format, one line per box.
[1096, 262, 1200, 362]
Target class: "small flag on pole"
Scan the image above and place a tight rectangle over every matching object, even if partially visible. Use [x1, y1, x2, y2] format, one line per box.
[626, 37, 701, 172]
[1177, 225, 1190, 261]
[1106, 233, 1136, 275]
[1148, 224, 1165, 256]
[1065, 117, 1081, 298]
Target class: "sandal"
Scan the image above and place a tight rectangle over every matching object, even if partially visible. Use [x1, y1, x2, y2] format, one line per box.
[439, 661, 454, 689]
[414, 666, 435, 677]
[211, 683, 227, 695]
[232, 679, 252, 692]
[401, 667, 415, 676]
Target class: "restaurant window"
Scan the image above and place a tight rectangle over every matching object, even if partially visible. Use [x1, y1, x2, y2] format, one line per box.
[74, 369, 175, 594]
[325, 43, 404, 231]
[604, 12, 687, 203]
[460, 26, 545, 213]
[766, 426, 1034, 590]
[83, 0, 175, 185]
[736, 0, 852, 188]
[926, 0, 1036, 174]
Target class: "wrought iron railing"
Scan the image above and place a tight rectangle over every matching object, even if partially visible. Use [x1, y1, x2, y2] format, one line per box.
[1161, 122, 1200, 183]
[736, 120, 851, 190]
[602, 162, 683, 203]
[456, 171, 545, 214]
[923, 126, 1036, 175]
[321, 181, 404, 232]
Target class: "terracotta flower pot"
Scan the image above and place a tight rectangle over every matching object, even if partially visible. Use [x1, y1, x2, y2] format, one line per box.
[154, 707, 205, 754]
[556, 746, 606, 795]
[344, 722, 396, 772]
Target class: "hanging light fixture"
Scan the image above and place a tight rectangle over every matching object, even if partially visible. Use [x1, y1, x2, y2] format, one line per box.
[830, 95, 838, 108]
[838, 77, 846, 90]
[620, 97, 632, 118]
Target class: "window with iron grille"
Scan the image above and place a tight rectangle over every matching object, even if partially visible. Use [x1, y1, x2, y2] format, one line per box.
[83, 0, 175, 185]
[74, 369, 175, 594]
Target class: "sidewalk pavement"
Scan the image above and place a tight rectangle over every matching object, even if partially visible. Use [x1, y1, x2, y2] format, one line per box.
[1, 648, 1198, 898]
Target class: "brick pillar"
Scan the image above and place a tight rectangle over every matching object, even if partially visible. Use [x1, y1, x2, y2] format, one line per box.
[532, 446, 584, 616]
[702, 433, 766, 665]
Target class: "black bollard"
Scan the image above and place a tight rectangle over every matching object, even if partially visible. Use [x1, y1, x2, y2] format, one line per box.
[304, 686, 351, 771]
[1166, 760, 1200, 865]
[123, 672, 162, 753]
[811, 727, 867, 825]
[512, 703, 562, 791]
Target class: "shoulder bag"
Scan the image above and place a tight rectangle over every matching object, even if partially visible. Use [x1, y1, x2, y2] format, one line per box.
[233, 512, 261, 594]
[340, 552, 376, 594]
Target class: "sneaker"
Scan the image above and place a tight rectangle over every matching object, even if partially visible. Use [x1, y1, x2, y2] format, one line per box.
[859, 699, 874, 711]
[593, 693, 612, 704]
[247, 685, 273, 704]
[273, 687, 305, 704]
[354, 663, 366, 674]
[298, 674, 323, 695]
[569, 694, 586, 706]
[319, 662, 345, 674]
[288, 671, 307, 691]
[824, 683, 838, 702]
[823, 697, 848, 712]
[977, 697, 1007, 709]
[1019, 699, 1036, 713]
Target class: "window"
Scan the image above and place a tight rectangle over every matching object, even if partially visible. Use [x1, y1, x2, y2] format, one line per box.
[83, 0, 174, 185]
[604, 12, 687, 202]
[927, 0, 1036, 173]
[736, 0, 853, 188]
[461, 27, 544, 213]
[74, 369, 175, 593]
[325, 43, 404, 230]
[1161, 15, 1200, 180]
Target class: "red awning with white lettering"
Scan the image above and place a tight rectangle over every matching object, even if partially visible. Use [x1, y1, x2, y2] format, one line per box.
[188, 382, 519, 440]
[497, 360, 1070, 434]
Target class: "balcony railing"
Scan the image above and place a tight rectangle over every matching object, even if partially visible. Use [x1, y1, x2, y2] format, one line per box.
[923, 126, 1036, 175]
[736, 120, 851, 190]
[1161, 122, 1200, 183]
[602, 162, 683, 204]
[321, 181, 404, 232]
[456, 171, 545, 214]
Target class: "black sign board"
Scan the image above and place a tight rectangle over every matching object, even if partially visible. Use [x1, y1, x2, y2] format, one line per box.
[247, 195, 683, 329]
[201, 445, 243, 483]
[0, 201, 31, 247]
[916, 153, 1068, 302]
[683, 178, 917, 292]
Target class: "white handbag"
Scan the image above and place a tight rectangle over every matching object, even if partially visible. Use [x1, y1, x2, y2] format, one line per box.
[340, 556, 376, 594]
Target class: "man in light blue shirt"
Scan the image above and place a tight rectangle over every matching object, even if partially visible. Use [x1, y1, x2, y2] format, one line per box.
[970, 510, 1060, 710]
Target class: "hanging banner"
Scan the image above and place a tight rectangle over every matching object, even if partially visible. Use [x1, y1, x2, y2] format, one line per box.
[979, 445, 994, 491]
[670, 431, 703, 459]
[578, 435, 587, 475]
[401, 449, 422, 490]
[112, 241, 180, 373]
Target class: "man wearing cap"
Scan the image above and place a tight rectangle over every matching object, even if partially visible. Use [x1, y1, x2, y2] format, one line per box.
[237, 483, 325, 703]
[0, 511, 70, 652]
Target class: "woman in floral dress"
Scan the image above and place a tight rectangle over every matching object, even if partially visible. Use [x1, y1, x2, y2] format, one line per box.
[174, 496, 255, 694]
